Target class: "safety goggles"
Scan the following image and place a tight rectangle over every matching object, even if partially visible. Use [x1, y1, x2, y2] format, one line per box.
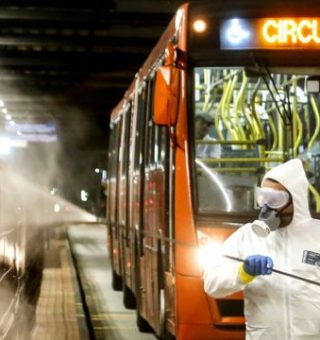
[255, 187, 290, 209]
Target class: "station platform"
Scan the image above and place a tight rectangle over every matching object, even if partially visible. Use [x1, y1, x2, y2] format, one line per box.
[31, 232, 87, 340]
[31, 224, 156, 340]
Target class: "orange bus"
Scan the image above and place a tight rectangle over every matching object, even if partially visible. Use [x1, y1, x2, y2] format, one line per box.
[106, 1, 320, 339]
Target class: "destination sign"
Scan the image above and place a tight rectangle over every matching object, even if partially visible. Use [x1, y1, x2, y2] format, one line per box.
[220, 18, 320, 49]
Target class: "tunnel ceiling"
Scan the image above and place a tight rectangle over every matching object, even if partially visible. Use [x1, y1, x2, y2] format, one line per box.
[0, 0, 184, 149]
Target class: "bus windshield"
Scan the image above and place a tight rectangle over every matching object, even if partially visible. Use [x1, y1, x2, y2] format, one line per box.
[192, 66, 320, 216]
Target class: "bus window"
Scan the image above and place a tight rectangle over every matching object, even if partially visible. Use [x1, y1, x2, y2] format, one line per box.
[132, 83, 148, 256]
[192, 66, 320, 215]
[106, 126, 114, 225]
[155, 124, 170, 269]
[134, 86, 147, 172]
[145, 79, 156, 166]
[141, 75, 170, 331]
[118, 103, 132, 239]
[142, 78, 156, 257]
[108, 119, 122, 226]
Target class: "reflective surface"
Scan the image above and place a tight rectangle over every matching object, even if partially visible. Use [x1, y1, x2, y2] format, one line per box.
[193, 66, 320, 215]
[68, 224, 156, 340]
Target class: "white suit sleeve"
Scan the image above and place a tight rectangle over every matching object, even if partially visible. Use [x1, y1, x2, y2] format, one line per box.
[203, 227, 248, 298]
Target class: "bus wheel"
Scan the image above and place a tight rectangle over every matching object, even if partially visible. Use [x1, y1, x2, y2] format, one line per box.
[123, 284, 136, 309]
[111, 270, 122, 291]
[136, 311, 153, 333]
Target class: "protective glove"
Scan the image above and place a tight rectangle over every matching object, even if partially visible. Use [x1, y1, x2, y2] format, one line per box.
[243, 255, 273, 276]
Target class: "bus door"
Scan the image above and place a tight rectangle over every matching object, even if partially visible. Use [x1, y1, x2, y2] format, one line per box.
[131, 81, 147, 298]
[107, 116, 123, 289]
[118, 102, 134, 303]
[141, 77, 170, 336]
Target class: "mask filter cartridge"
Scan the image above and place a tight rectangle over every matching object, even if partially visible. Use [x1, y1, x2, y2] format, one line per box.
[252, 205, 281, 237]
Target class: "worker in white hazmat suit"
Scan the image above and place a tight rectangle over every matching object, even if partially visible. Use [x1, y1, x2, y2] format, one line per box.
[203, 158, 320, 339]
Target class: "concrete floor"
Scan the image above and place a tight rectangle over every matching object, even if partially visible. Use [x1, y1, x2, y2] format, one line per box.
[31, 224, 156, 340]
[68, 224, 156, 340]
[32, 236, 87, 340]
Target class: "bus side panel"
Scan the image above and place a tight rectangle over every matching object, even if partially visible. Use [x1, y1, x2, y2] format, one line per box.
[176, 275, 245, 340]
[174, 108, 245, 339]
[178, 324, 244, 340]
[142, 166, 153, 319]
[143, 166, 166, 333]
[118, 107, 131, 290]
[129, 85, 146, 297]
[131, 171, 141, 295]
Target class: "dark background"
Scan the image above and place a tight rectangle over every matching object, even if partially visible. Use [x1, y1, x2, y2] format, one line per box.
[0, 0, 185, 213]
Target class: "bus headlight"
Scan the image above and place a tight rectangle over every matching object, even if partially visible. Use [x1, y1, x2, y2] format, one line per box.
[196, 230, 223, 270]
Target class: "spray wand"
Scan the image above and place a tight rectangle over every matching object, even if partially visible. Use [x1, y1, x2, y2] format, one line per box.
[224, 254, 320, 287]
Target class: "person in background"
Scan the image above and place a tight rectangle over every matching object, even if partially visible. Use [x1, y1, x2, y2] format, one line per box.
[203, 158, 320, 340]
[195, 113, 220, 159]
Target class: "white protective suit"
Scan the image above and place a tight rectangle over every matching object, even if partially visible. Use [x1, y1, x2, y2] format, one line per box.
[204, 159, 320, 340]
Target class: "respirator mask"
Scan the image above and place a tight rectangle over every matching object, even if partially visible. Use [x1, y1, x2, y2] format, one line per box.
[252, 187, 291, 237]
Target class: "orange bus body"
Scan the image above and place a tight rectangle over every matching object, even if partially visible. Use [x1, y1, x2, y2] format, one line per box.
[106, 3, 245, 339]
[106, 0, 320, 338]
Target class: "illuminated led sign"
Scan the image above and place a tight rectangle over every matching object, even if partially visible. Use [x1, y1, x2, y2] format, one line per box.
[220, 18, 320, 49]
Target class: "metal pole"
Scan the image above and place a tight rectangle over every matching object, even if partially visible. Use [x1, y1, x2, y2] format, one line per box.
[224, 254, 320, 287]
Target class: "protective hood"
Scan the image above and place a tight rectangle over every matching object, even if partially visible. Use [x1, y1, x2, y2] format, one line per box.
[261, 158, 311, 226]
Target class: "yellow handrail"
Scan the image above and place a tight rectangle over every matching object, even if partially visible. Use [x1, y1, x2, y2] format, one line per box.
[220, 77, 233, 139]
[234, 72, 248, 144]
[243, 99, 256, 141]
[267, 112, 278, 154]
[277, 107, 284, 153]
[309, 184, 320, 213]
[250, 80, 265, 141]
[210, 168, 260, 172]
[224, 74, 239, 140]
[308, 94, 320, 150]
[292, 78, 303, 157]
[196, 140, 258, 145]
[215, 72, 230, 141]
